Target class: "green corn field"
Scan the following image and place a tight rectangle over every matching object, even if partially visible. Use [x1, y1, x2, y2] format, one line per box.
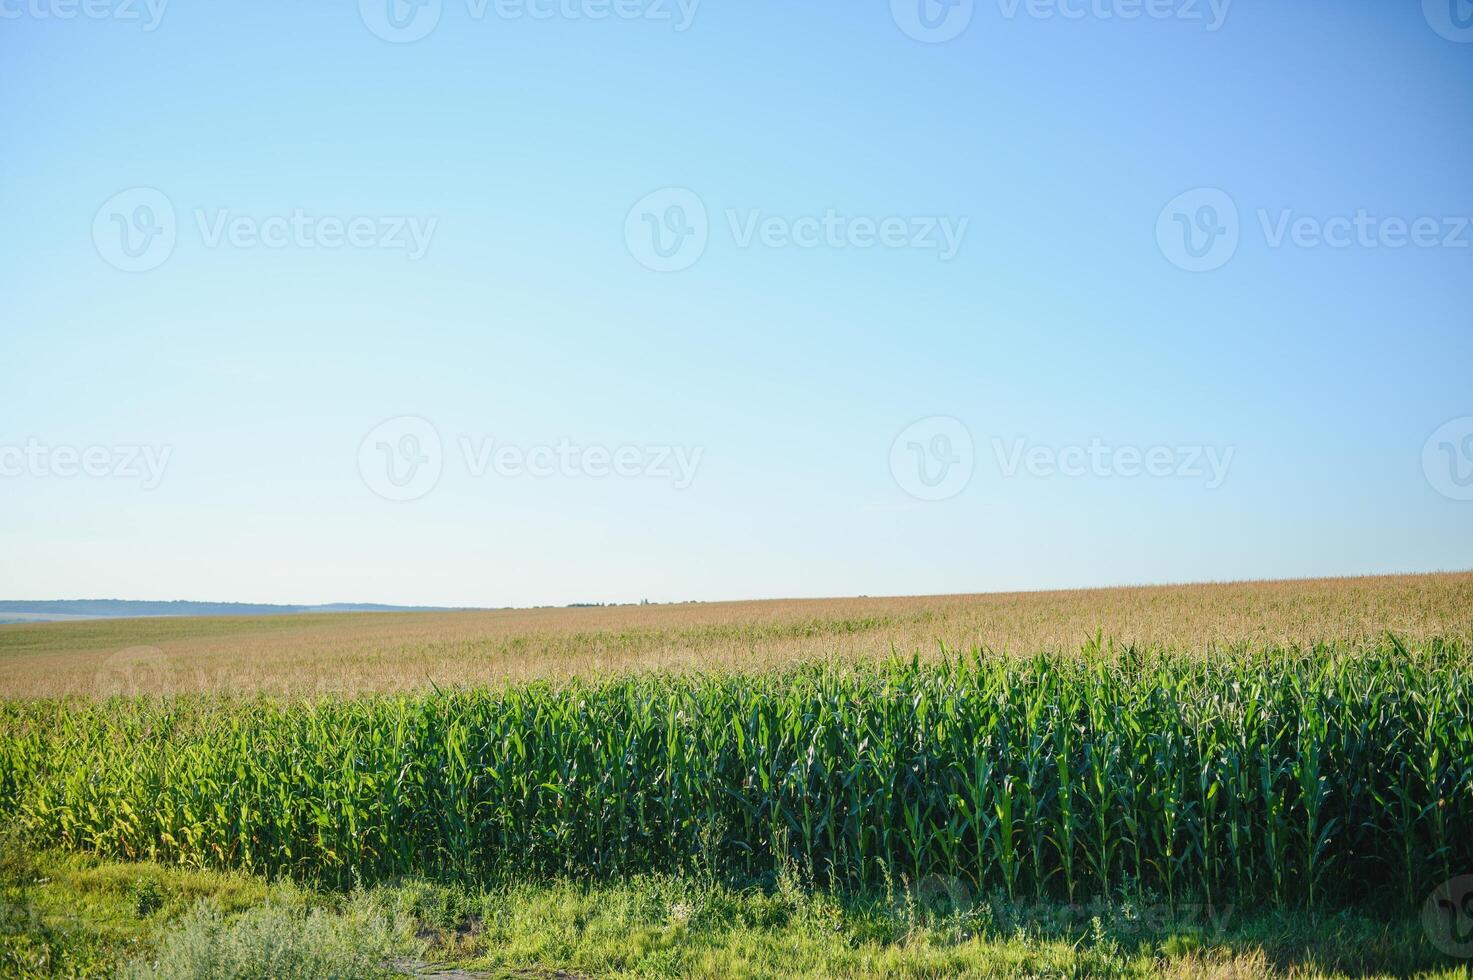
[1, 640, 1469, 911]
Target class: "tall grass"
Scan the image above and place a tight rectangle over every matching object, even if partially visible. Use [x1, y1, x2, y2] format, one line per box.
[121, 901, 402, 980]
[1, 641, 1469, 909]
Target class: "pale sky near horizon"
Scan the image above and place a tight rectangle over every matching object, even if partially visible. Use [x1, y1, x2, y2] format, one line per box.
[2, 0, 1471, 607]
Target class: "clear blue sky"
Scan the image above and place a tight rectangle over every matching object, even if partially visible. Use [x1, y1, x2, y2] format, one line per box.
[2, 0, 1471, 607]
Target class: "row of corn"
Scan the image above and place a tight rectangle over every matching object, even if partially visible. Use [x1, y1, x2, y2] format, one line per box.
[0, 641, 1469, 907]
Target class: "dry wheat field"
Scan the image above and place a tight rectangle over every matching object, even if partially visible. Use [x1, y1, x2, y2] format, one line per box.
[1, 571, 1470, 698]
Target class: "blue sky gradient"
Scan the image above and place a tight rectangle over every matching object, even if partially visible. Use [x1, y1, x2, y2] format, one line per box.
[2, 0, 1470, 606]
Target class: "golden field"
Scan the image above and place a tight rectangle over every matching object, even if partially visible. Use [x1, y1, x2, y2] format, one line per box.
[1, 571, 1470, 698]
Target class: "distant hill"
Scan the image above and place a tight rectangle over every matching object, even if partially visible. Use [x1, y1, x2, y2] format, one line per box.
[0, 600, 476, 623]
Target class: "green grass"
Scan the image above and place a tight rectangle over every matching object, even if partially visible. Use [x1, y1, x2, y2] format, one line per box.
[3, 847, 1469, 978]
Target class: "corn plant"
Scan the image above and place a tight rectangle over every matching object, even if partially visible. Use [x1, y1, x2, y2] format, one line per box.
[0, 641, 1468, 910]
